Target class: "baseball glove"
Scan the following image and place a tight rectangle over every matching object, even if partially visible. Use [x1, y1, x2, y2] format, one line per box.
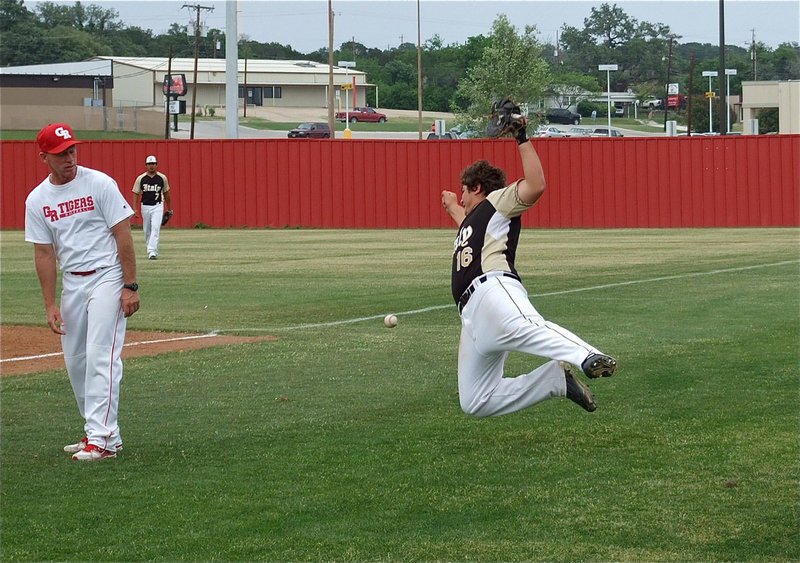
[486, 98, 527, 139]
[161, 210, 174, 226]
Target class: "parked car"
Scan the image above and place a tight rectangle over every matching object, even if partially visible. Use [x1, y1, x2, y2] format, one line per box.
[545, 108, 582, 125]
[449, 124, 480, 138]
[426, 132, 460, 140]
[288, 122, 331, 138]
[535, 126, 570, 138]
[335, 107, 388, 123]
[567, 127, 594, 137]
[641, 98, 662, 109]
[591, 127, 624, 137]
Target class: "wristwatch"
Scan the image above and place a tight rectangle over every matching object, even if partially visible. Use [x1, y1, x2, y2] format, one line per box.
[123, 282, 139, 292]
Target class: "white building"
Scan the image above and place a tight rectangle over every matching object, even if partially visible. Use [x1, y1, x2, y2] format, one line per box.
[741, 80, 800, 134]
[90, 56, 371, 110]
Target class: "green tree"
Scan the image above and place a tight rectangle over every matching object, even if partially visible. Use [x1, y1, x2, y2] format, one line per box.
[559, 3, 674, 90]
[452, 14, 550, 123]
[0, 0, 42, 65]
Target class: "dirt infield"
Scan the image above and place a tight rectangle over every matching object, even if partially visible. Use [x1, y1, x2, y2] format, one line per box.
[0, 325, 276, 376]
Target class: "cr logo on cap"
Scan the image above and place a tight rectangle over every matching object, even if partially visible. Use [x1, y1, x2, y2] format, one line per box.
[54, 126, 72, 140]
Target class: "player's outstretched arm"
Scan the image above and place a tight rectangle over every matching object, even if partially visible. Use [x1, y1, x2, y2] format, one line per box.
[516, 140, 547, 206]
[441, 190, 466, 226]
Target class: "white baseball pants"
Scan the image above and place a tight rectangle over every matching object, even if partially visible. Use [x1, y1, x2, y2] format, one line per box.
[457, 273, 600, 418]
[60, 265, 126, 451]
[141, 203, 164, 258]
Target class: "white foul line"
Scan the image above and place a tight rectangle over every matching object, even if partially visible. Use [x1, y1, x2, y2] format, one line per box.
[5, 261, 796, 360]
[222, 259, 799, 332]
[2, 332, 220, 364]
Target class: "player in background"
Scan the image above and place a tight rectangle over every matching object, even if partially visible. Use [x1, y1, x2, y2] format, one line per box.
[25, 123, 140, 461]
[440, 100, 617, 417]
[132, 155, 172, 260]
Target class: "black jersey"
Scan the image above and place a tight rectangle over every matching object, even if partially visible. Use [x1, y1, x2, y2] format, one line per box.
[132, 172, 170, 206]
[450, 181, 532, 302]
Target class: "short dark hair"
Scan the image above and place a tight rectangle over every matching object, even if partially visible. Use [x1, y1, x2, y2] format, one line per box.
[460, 160, 506, 195]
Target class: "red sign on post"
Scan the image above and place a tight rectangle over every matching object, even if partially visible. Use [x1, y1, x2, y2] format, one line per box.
[162, 74, 188, 96]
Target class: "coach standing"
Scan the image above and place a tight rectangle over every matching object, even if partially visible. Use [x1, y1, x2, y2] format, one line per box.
[25, 123, 140, 461]
[132, 155, 172, 260]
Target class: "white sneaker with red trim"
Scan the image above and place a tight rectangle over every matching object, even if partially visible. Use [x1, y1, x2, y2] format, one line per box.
[72, 444, 117, 461]
[64, 436, 88, 454]
[64, 437, 123, 454]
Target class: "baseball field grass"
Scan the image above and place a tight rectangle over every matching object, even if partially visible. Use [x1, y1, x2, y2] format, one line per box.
[1, 228, 798, 562]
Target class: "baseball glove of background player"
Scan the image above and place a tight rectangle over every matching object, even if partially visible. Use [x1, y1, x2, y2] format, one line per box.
[161, 210, 174, 226]
[486, 98, 527, 138]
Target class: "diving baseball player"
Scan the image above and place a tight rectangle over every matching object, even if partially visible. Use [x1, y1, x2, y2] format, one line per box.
[440, 99, 617, 417]
[25, 123, 140, 461]
[132, 155, 172, 260]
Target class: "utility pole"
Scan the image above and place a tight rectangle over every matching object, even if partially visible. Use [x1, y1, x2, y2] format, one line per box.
[243, 56, 248, 118]
[750, 28, 757, 80]
[165, 47, 172, 139]
[718, 0, 726, 135]
[686, 54, 695, 136]
[183, 3, 214, 140]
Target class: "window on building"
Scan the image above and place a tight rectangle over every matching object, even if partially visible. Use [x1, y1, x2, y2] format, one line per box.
[263, 86, 282, 99]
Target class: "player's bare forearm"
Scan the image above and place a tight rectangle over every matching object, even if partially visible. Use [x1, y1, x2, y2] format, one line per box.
[164, 191, 172, 211]
[112, 220, 137, 281]
[132, 194, 141, 217]
[516, 141, 547, 206]
[441, 191, 465, 226]
[111, 219, 140, 317]
[33, 244, 65, 334]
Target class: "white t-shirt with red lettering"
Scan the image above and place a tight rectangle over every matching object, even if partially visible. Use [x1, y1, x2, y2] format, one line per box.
[25, 166, 134, 273]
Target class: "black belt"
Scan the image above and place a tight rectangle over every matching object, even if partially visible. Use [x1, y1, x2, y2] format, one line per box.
[458, 272, 519, 313]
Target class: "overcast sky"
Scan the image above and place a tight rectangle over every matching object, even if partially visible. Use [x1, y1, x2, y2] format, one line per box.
[26, 0, 800, 54]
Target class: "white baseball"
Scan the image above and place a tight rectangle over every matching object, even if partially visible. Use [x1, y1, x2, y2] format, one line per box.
[384, 314, 398, 328]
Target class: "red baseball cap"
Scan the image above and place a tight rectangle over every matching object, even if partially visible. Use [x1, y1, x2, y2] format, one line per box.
[36, 123, 81, 154]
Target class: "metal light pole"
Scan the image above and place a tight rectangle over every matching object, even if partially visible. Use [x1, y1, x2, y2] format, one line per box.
[598, 64, 618, 137]
[702, 71, 718, 133]
[725, 68, 737, 133]
[417, 0, 422, 140]
[327, 0, 335, 137]
[338, 60, 355, 139]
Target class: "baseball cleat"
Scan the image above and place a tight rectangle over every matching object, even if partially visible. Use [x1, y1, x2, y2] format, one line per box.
[64, 436, 88, 453]
[562, 362, 597, 412]
[581, 353, 618, 379]
[65, 437, 123, 454]
[72, 444, 117, 461]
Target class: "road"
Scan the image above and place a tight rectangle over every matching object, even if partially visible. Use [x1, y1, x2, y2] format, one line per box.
[170, 121, 428, 140]
[170, 120, 665, 140]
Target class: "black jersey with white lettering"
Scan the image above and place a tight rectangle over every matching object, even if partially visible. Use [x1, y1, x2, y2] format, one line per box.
[450, 181, 532, 302]
[132, 172, 170, 206]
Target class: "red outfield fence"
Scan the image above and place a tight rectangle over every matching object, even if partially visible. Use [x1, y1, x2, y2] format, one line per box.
[2, 135, 798, 230]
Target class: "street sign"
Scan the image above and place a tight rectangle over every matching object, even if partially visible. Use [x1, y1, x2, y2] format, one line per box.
[340, 83, 353, 90]
[167, 100, 186, 114]
[162, 74, 188, 96]
[705, 91, 716, 98]
[667, 83, 679, 95]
